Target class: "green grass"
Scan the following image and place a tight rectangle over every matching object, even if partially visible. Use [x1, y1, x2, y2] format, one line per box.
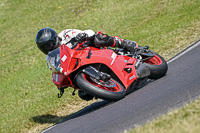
[0, 0, 200, 132]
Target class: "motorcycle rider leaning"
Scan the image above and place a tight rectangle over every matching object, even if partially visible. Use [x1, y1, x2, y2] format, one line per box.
[35, 27, 138, 55]
[35, 27, 138, 100]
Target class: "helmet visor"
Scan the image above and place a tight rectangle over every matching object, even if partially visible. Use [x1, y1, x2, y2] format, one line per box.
[44, 40, 56, 52]
[44, 37, 60, 53]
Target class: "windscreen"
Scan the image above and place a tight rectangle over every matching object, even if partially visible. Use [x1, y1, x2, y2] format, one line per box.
[46, 47, 61, 72]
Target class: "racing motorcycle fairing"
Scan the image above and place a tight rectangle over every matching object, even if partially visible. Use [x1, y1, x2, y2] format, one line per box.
[48, 42, 168, 101]
[58, 44, 139, 89]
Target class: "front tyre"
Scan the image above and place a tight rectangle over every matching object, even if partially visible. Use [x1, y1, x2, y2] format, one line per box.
[143, 51, 168, 79]
[76, 73, 125, 101]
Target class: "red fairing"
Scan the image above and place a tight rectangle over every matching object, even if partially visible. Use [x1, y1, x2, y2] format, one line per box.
[50, 41, 168, 101]
[55, 44, 137, 89]
[59, 44, 75, 75]
[77, 48, 137, 88]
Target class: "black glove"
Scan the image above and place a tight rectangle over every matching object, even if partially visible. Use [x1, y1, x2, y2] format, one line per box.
[75, 33, 88, 44]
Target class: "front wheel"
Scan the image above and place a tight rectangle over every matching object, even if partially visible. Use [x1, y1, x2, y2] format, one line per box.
[76, 73, 125, 101]
[143, 50, 168, 79]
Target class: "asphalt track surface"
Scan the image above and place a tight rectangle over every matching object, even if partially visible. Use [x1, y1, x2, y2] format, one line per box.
[43, 40, 200, 133]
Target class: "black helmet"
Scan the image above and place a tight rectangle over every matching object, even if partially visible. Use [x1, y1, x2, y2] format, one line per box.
[36, 27, 59, 55]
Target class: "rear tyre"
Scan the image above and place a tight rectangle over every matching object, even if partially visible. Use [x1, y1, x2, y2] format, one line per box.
[144, 51, 168, 79]
[76, 73, 125, 101]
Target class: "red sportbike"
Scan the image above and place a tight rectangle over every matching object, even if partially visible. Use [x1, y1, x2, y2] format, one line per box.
[47, 41, 168, 101]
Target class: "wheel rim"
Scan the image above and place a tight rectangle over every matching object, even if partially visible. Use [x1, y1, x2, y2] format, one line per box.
[90, 77, 116, 88]
[145, 54, 162, 65]
[83, 74, 122, 92]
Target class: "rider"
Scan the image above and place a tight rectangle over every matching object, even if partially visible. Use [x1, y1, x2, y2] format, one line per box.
[35, 27, 138, 55]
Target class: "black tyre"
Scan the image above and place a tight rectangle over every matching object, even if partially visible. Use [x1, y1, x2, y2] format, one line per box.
[76, 73, 125, 101]
[143, 51, 168, 79]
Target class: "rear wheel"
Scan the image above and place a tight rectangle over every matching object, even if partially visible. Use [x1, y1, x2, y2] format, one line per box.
[143, 51, 168, 79]
[76, 73, 125, 101]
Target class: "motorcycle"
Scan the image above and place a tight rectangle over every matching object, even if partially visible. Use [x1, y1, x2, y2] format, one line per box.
[46, 39, 168, 101]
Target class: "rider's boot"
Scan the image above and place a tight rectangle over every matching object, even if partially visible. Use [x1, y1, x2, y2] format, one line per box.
[94, 32, 138, 52]
[113, 36, 138, 52]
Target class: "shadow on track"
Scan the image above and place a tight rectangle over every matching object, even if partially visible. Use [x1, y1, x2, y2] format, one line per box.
[32, 114, 66, 124]
[32, 79, 153, 125]
[31, 100, 112, 124]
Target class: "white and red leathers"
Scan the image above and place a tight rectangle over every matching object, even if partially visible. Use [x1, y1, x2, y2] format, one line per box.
[58, 29, 95, 48]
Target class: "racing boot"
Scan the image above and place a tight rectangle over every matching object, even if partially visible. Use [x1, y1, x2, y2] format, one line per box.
[113, 36, 138, 52]
[94, 32, 138, 52]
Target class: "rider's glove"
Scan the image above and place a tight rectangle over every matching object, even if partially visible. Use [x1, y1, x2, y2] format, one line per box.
[75, 33, 88, 44]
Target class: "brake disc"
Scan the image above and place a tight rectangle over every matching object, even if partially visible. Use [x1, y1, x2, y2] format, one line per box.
[90, 77, 116, 88]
